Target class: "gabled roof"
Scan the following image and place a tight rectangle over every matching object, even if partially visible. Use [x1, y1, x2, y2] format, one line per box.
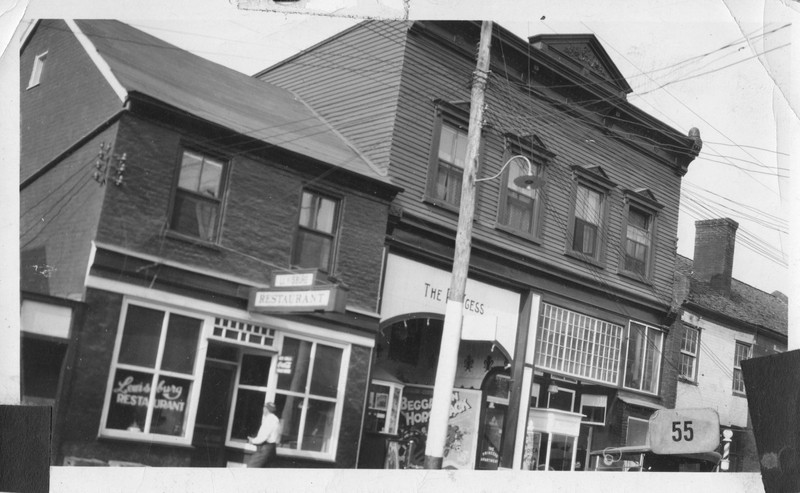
[71, 20, 392, 185]
[529, 33, 633, 96]
[675, 255, 788, 338]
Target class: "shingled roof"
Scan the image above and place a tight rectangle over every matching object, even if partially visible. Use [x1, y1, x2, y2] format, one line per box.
[71, 20, 392, 186]
[675, 255, 788, 338]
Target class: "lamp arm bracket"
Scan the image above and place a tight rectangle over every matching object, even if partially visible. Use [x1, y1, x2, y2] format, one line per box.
[475, 155, 533, 183]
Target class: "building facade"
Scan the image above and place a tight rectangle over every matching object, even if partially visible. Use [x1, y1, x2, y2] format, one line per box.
[20, 20, 400, 467]
[672, 219, 788, 472]
[259, 21, 702, 470]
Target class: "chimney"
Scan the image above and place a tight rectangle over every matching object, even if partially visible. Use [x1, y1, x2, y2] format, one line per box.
[692, 218, 738, 296]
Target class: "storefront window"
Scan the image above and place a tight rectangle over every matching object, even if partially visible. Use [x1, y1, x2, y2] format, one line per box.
[623, 322, 664, 394]
[275, 336, 345, 459]
[102, 303, 202, 442]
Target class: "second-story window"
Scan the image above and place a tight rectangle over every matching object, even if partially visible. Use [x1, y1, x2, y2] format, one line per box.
[679, 326, 700, 381]
[170, 149, 226, 243]
[623, 321, 664, 394]
[732, 341, 751, 395]
[566, 166, 615, 265]
[619, 189, 662, 281]
[292, 190, 340, 273]
[432, 122, 468, 206]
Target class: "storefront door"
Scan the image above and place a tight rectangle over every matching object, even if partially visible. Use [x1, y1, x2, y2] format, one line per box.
[191, 359, 236, 467]
[475, 370, 511, 469]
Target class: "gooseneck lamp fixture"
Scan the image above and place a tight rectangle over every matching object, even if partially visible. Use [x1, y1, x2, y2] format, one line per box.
[475, 155, 544, 190]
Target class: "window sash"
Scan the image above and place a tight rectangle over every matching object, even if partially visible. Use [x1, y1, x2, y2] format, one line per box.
[679, 327, 699, 380]
[171, 150, 225, 242]
[623, 322, 664, 394]
[293, 191, 339, 272]
[430, 122, 468, 206]
[500, 158, 542, 235]
[732, 342, 751, 394]
[536, 304, 623, 385]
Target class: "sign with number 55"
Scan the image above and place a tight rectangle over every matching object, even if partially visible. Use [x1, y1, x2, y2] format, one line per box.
[648, 408, 720, 455]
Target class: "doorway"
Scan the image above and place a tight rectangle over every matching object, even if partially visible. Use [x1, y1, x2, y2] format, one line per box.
[475, 369, 511, 469]
[191, 358, 236, 467]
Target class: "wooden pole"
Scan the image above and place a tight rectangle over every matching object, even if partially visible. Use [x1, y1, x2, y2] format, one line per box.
[423, 20, 493, 470]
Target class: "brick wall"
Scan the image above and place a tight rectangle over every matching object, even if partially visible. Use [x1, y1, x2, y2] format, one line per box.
[96, 114, 390, 312]
[692, 218, 739, 296]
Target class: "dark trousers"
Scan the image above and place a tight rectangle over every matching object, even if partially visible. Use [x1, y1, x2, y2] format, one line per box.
[247, 442, 277, 468]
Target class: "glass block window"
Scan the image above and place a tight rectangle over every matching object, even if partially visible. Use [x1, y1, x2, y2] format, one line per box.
[536, 304, 624, 385]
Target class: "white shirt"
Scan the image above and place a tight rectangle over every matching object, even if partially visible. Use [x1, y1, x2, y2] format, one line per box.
[252, 412, 281, 445]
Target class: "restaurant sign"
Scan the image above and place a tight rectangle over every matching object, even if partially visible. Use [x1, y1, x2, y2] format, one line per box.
[248, 285, 348, 314]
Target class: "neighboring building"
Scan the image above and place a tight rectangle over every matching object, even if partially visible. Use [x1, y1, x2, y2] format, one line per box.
[259, 21, 702, 470]
[20, 20, 400, 467]
[672, 219, 788, 472]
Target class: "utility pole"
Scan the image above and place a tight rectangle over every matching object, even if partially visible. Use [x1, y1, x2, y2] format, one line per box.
[423, 20, 493, 470]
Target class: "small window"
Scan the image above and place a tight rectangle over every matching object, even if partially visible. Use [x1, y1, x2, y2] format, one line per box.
[579, 394, 608, 425]
[732, 341, 751, 395]
[566, 166, 615, 265]
[292, 190, 340, 273]
[170, 149, 226, 242]
[619, 189, 662, 280]
[626, 417, 649, 446]
[623, 321, 664, 394]
[680, 326, 700, 381]
[27, 52, 47, 89]
[546, 386, 575, 412]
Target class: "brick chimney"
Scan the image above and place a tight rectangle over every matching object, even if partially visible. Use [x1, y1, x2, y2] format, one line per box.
[692, 218, 739, 297]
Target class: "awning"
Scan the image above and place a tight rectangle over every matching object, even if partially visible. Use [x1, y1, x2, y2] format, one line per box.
[617, 394, 665, 410]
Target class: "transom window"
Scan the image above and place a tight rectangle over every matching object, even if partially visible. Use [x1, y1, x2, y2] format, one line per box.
[536, 304, 623, 385]
[623, 321, 664, 394]
[170, 149, 226, 242]
[680, 326, 700, 381]
[292, 190, 340, 273]
[732, 341, 751, 394]
[102, 303, 203, 444]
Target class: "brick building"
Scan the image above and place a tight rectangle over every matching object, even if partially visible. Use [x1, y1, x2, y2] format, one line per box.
[20, 20, 400, 467]
[672, 219, 788, 472]
[259, 21, 703, 470]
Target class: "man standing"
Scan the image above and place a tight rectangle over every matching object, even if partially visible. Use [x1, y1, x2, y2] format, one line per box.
[247, 402, 281, 468]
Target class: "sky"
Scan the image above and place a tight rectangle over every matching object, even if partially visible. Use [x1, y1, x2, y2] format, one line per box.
[3, 0, 797, 296]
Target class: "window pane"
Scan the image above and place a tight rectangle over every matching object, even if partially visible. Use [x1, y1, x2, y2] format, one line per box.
[438, 125, 457, 163]
[160, 314, 202, 374]
[436, 163, 463, 203]
[642, 329, 663, 392]
[310, 345, 343, 398]
[199, 158, 223, 198]
[106, 368, 154, 432]
[21, 337, 67, 401]
[573, 219, 598, 255]
[453, 130, 468, 169]
[275, 393, 302, 450]
[299, 192, 315, 228]
[118, 305, 164, 368]
[178, 151, 203, 191]
[171, 193, 219, 241]
[624, 324, 646, 389]
[150, 376, 192, 437]
[240, 353, 272, 387]
[230, 388, 266, 440]
[277, 338, 312, 393]
[301, 399, 336, 452]
[575, 185, 601, 224]
[548, 434, 575, 471]
[626, 419, 649, 446]
[315, 196, 337, 233]
[293, 230, 332, 271]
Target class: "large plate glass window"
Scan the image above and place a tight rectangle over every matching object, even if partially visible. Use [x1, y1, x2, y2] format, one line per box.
[623, 321, 664, 394]
[292, 190, 340, 273]
[274, 336, 347, 460]
[170, 149, 226, 242]
[102, 303, 203, 444]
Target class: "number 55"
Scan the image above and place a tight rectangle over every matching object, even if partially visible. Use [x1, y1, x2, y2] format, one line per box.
[672, 420, 694, 441]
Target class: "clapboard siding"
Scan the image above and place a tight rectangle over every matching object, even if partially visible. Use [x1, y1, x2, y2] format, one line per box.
[260, 21, 409, 174]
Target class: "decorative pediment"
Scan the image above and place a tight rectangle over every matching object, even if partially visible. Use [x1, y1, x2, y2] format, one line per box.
[529, 34, 632, 96]
[624, 188, 663, 211]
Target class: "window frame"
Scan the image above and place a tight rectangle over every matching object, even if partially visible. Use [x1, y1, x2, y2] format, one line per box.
[618, 189, 662, 282]
[291, 189, 342, 274]
[424, 102, 478, 212]
[272, 332, 351, 462]
[732, 341, 752, 396]
[99, 299, 208, 446]
[495, 134, 554, 243]
[626, 417, 649, 447]
[565, 166, 616, 267]
[225, 348, 278, 449]
[579, 394, 608, 426]
[679, 325, 701, 382]
[27, 51, 47, 89]
[168, 146, 229, 245]
[622, 321, 665, 395]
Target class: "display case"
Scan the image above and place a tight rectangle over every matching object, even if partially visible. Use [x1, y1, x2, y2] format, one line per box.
[364, 369, 404, 435]
[521, 408, 584, 471]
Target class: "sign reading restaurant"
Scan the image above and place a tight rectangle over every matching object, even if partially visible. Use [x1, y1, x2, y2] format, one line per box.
[248, 269, 348, 314]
